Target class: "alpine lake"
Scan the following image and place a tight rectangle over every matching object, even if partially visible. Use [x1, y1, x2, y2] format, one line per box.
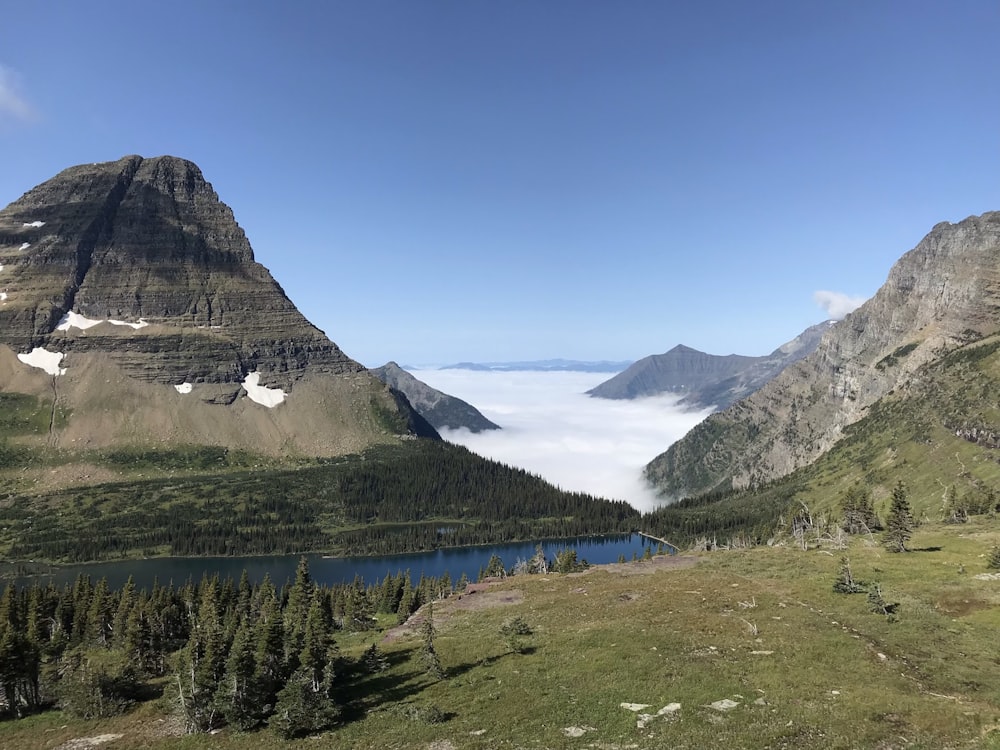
[4, 534, 667, 590]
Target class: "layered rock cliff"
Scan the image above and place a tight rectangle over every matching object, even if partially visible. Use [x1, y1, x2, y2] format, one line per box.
[0, 155, 437, 458]
[645, 212, 1000, 498]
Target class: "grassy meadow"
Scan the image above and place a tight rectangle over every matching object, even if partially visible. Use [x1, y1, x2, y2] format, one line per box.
[3, 517, 998, 749]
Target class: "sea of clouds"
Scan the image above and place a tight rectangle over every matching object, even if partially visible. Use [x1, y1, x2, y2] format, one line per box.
[410, 369, 712, 513]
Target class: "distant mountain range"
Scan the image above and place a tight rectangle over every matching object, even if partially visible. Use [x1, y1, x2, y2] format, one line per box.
[440, 359, 632, 373]
[588, 321, 832, 410]
[371, 362, 500, 433]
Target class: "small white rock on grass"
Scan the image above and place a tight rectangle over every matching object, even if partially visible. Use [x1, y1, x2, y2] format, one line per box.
[620, 703, 652, 712]
[708, 698, 740, 711]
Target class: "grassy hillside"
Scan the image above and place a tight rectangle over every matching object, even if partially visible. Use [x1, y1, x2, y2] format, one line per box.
[1, 519, 998, 749]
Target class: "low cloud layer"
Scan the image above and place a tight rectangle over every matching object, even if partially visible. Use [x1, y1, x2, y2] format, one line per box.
[813, 290, 867, 320]
[0, 65, 36, 123]
[412, 369, 711, 513]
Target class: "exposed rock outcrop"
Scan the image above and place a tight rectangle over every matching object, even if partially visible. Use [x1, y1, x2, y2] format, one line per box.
[645, 212, 1000, 498]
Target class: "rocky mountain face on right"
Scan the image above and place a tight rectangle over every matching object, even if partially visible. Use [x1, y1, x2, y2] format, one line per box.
[646, 211, 1000, 499]
[587, 321, 831, 410]
[371, 362, 501, 433]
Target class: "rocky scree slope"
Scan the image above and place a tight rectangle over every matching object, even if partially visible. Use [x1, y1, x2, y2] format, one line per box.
[0, 155, 436, 459]
[371, 362, 501, 433]
[645, 212, 1000, 499]
[587, 321, 830, 410]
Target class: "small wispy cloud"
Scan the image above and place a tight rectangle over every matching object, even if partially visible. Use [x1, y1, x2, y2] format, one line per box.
[411, 369, 712, 513]
[813, 290, 867, 320]
[0, 64, 37, 124]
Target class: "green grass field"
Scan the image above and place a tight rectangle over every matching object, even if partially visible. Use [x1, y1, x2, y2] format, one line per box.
[3, 518, 998, 749]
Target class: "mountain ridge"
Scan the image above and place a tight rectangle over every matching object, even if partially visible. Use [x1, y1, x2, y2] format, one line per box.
[645, 211, 1000, 499]
[371, 362, 501, 433]
[0, 155, 437, 471]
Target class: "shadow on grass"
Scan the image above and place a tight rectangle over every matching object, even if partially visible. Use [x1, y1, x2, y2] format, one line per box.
[911, 546, 943, 552]
[337, 644, 537, 727]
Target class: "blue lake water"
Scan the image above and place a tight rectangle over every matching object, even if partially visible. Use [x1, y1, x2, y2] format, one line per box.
[9, 534, 666, 590]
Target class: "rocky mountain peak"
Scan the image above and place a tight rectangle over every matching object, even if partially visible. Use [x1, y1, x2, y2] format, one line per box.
[0, 155, 361, 392]
[645, 211, 1000, 498]
[0, 156, 435, 460]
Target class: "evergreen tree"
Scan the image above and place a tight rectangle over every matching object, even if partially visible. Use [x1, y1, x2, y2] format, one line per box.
[122, 592, 157, 675]
[943, 485, 968, 524]
[883, 481, 915, 552]
[299, 596, 334, 693]
[176, 579, 226, 732]
[499, 615, 533, 655]
[70, 575, 93, 646]
[419, 603, 444, 679]
[395, 575, 415, 625]
[362, 642, 388, 673]
[987, 545, 1000, 570]
[111, 575, 137, 646]
[0, 585, 41, 717]
[218, 619, 264, 731]
[483, 554, 506, 579]
[832, 556, 864, 593]
[283, 557, 314, 671]
[254, 575, 285, 714]
[87, 578, 114, 647]
[840, 483, 881, 533]
[271, 668, 340, 739]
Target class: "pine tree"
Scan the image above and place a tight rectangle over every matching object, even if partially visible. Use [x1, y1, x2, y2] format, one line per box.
[299, 596, 334, 693]
[111, 575, 137, 646]
[840, 483, 881, 533]
[271, 668, 340, 739]
[987, 545, 1000, 570]
[218, 618, 264, 730]
[883, 481, 915, 552]
[254, 575, 285, 714]
[832, 556, 864, 593]
[176, 579, 226, 732]
[283, 557, 314, 671]
[395, 575, 415, 625]
[0, 585, 41, 716]
[362, 642, 388, 673]
[419, 603, 444, 679]
[123, 592, 155, 675]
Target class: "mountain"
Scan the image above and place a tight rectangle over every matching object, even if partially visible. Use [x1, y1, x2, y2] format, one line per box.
[0, 155, 436, 478]
[371, 362, 501, 433]
[587, 322, 831, 410]
[441, 359, 632, 372]
[645, 211, 1000, 499]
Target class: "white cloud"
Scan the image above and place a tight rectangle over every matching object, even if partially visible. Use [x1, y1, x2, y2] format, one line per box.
[0, 65, 37, 123]
[813, 290, 867, 320]
[411, 369, 712, 513]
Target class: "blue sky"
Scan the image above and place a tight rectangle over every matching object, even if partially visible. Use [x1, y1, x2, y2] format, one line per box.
[2, 2, 998, 367]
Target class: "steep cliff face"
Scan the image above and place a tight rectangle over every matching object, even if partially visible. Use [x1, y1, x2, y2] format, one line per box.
[0, 155, 436, 457]
[0, 156, 361, 391]
[645, 212, 1000, 498]
[372, 362, 501, 433]
[587, 321, 830, 410]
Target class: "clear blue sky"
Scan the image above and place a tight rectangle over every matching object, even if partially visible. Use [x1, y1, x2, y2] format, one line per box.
[2, 1, 998, 367]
